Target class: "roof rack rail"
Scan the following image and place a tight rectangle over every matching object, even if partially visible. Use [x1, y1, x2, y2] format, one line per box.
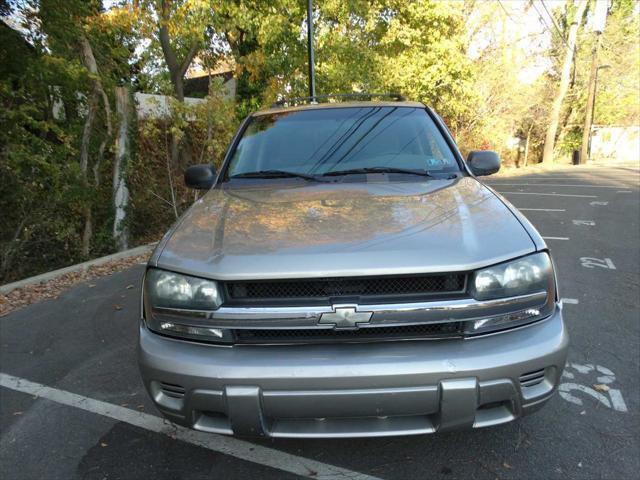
[271, 92, 406, 108]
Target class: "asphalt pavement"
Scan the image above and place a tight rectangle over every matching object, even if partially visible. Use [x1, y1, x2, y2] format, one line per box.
[1, 164, 638, 480]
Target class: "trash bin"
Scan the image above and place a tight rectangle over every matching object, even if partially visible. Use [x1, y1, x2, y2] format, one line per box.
[572, 150, 580, 165]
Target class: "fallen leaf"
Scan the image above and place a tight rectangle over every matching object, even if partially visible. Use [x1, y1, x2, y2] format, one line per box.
[593, 384, 610, 392]
[0, 251, 152, 316]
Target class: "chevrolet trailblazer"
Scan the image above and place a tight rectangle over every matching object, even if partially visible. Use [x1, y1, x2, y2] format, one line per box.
[138, 95, 568, 438]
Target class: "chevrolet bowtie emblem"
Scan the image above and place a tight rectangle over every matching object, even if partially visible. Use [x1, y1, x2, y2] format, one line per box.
[319, 305, 373, 330]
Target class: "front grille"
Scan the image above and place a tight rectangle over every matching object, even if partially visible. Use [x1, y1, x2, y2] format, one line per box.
[234, 322, 463, 344]
[224, 274, 466, 305]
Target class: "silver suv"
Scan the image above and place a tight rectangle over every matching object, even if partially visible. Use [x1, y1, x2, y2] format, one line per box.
[138, 98, 568, 438]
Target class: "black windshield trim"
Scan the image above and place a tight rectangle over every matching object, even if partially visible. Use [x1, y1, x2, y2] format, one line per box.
[321, 167, 435, 177]
[229, 170, 328, 182]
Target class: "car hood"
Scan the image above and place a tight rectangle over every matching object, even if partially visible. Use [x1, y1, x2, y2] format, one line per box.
[154, 177, 536, 280]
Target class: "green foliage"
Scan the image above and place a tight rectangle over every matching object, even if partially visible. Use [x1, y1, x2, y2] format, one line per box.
[1, 11, 83, 280]
[129, 82, 236, 244]
[593, 0, 640, 126]
[0, 0, 130, 281]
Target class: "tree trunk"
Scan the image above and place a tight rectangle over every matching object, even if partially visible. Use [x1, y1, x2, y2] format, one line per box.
[79, 92, 98, 176]
[78, 35, 113, 257]
[158, 0, 199, 169]
[94, 87, 113, 186]
[523, 124, 533, 167]
[542, 0, 588, 164]
[79, 91, 98, 258]
[172, 74, 185, 102]
[113, 86, 131, 251]
[82, 207, 93, 258]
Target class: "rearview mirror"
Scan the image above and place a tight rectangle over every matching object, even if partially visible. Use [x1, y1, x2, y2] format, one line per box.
[467, 151, 501, 176]
[185, 164, 216, 190]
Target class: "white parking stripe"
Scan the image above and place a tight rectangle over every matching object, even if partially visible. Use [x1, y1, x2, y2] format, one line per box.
[561, 298, 579, 305]
[542, 236, 570, 241]
[498, 191, 598, 198]
[608, 389, 629, 413]
[0, 372, 381, 480]
[517, 208, 566, 212]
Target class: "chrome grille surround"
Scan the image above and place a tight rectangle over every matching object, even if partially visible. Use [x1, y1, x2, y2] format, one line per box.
[147, 290, 553, 344]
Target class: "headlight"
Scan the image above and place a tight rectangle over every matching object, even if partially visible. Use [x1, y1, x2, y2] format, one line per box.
[465, 252, 556, 334]
[144, 269, 231, 343]
[146, 269, 222, 310]
[470, 252, 553, 301]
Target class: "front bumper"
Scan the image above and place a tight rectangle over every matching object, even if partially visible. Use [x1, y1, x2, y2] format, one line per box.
[138, 308, 568, 438]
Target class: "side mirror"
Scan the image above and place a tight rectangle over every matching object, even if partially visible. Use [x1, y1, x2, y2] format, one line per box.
[184, 164, 216, 190]
[467, 151, 501, 176]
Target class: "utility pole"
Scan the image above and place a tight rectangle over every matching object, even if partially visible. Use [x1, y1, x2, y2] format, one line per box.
[306, 0, 316, 100]
[580, 0, 608, 164]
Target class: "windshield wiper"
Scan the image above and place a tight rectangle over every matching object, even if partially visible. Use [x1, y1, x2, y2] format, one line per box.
[321, 167, 434, 177]
[230, 170, 322, 181]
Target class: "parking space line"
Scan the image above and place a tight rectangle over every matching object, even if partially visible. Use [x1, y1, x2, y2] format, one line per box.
[561, 298, 579, 305]
[498, 192, 598, 198]
[542, 236, 570, 241]
[488, 183, 630, 189]
[0, 372, 381, 480]
[517, 208, 566, 212]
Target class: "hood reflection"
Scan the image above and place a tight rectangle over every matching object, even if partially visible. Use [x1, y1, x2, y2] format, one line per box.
[158, 177, 535, 279]
[168, 178, 486, 255]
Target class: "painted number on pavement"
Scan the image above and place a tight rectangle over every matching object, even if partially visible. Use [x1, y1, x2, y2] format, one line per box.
[560, 363, 628, 412]
[580, 257, 616, 269]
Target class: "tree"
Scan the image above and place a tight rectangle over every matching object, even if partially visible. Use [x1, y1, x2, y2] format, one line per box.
[542, 0, 588, 164]
[376, 1, 475, 129]
[589, 0, 640, 127]
[0, 0, 137, 280]
[144, 0, 211, 168]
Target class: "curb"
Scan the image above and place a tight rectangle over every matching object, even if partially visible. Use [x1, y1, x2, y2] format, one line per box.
[0, 243, 156, 294]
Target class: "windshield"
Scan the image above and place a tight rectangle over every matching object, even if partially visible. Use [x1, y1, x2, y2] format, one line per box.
[225, 106, 460, 179]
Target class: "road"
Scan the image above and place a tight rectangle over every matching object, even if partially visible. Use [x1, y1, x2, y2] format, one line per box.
[1, 164, 638, 480]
